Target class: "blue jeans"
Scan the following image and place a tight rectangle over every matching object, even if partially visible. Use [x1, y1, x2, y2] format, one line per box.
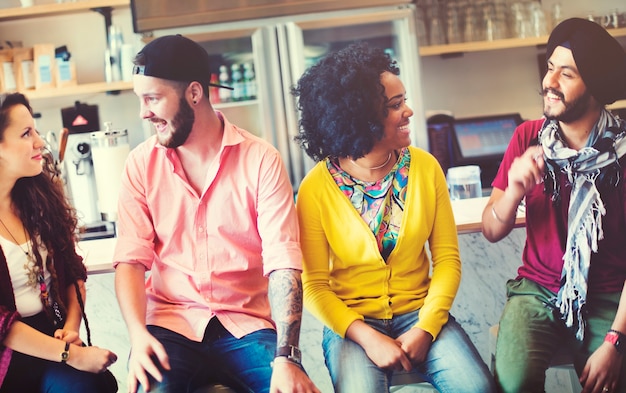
[322, 310, 496, 393]
[140, 319, 276, 393]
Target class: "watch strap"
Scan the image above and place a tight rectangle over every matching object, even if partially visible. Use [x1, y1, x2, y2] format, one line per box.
[605, 329, 624, 354]
[274, 345, 302, 364]
[61, 341, 70, 363]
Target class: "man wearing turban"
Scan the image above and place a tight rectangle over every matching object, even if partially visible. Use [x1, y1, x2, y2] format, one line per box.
[482, 18, 626, 393]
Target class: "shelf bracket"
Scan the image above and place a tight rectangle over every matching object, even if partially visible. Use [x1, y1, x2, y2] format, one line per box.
[91, 6, 113, 46]
[91, 6, 121, 95]
[439, 52, 464, 59]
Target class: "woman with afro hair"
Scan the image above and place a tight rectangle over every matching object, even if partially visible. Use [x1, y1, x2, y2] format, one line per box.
[292, 42, 495, 393]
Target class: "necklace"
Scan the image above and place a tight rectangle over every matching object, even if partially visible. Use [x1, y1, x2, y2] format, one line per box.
[0, 217, 49, 302]
[350, 152, 393, 170]
[0, 217, 30, 257]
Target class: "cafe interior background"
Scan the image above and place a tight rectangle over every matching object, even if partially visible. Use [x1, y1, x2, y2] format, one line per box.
[1, 0, 626, 391]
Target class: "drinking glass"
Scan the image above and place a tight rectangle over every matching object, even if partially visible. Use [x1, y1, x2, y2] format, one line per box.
[528, 1, 547, 37]
[428, 3, 446, 45]
[415, 5, 429, 46]
[463, 5, 480, 42]
[446, 1, 463, 44]
[551, 3, 564, 30]
[483, 3, 497, 41]
[511, 2, 531, 38]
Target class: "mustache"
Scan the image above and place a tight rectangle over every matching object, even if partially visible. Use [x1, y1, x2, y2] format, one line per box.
[540, 88, 564, 100]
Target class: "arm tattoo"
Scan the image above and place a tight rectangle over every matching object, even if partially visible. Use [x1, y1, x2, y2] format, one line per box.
[268, 268, 303, 348]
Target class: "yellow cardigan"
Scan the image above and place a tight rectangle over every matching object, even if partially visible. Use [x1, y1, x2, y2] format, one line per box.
[296, 146, 460, 340]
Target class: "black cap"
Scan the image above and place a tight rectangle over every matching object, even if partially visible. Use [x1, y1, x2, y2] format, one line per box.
[133, 34, 233, 90]
[546, 18, 626, 105]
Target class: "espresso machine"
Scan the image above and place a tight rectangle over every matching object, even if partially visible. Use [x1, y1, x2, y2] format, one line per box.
[61, 102, 116, 239]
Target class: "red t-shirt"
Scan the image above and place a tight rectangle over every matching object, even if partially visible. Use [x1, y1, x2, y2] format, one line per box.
[492, 119, 626, 294]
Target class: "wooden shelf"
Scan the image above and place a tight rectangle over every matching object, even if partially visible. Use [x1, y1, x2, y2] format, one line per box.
[0, 0, 129, 21]
[21, 83, 263, 104]
[21, 80, 133, 100]
[0, 0, 132, 100]
[420, 27, 626, 57]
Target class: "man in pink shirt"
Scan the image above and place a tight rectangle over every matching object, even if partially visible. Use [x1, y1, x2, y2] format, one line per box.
[113, 34, 319, 393]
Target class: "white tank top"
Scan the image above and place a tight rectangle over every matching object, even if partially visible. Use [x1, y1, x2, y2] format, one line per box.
[0, 236, 51, 317]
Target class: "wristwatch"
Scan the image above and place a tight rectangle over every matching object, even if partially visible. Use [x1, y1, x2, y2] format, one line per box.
[60, 341, 70, 363]
[275, 345, 302, 365]
[605, 329, 624, 355]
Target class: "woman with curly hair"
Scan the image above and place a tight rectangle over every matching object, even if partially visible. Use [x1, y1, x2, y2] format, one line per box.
[0, 92, 117, 392]
[292, 42, 495, 392]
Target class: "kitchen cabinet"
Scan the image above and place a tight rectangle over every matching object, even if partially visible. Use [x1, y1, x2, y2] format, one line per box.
[0, 0, 132, 100]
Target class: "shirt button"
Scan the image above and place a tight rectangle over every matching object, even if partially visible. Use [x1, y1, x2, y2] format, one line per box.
[199, 254, 205, 259]
[198, 227, 204, 233]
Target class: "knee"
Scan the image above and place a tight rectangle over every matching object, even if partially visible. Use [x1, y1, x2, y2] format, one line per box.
[191, 385, 238, 393]
[495, 362, 545, 393]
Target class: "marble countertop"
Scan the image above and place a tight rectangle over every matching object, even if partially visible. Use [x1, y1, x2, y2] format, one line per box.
[76, 237, 117, 274]
[78, 196, 526, 274]
[452, 196, 526, 234]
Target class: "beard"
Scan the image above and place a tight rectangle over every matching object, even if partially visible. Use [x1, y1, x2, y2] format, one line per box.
[159, 96, 195, 148]
[542, 88, 593, 124]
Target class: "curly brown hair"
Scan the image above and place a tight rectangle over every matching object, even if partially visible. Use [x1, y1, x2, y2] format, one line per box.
[0, 92, 83, 322]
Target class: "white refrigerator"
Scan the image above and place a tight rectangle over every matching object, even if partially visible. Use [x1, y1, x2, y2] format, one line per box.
[134, 4, 427, 190]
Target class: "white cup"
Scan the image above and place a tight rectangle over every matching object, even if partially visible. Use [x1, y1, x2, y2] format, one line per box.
[447, 165, 482, 200]
[20, 0, 34, 7]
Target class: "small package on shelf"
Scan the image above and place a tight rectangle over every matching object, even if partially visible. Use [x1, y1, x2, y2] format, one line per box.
[34, 43, 56, 89]
[55, 45, 77, 88]
[0, 49, 17, 93]
[12, 47, 35, 91]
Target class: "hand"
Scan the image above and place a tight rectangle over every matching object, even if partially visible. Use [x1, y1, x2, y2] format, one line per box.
[396, 327, 433, 365]
[66, 344, 118, 374]
[269, 360, 320, 393]
[360, 329, 412, 372]
[506, 145, 545, 200]
[54, 328, 82, 346]
[579, 342, 623, 393]
[126, 329, 170, 393]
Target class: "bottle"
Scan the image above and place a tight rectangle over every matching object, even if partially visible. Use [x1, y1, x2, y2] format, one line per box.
[230, 63, 243, 101]
[243, 62, 257, 100]
[107, 25, 124, 82]
[218, 65, 232, 103]
[209, 73, 221, 104]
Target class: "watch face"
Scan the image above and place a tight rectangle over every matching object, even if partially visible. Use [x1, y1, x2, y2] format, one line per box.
[606, 332, 619, 345]
[62, 352, 69, 361]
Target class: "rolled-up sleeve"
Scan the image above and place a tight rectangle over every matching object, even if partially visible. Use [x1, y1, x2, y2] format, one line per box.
[256, 149, 302, 276]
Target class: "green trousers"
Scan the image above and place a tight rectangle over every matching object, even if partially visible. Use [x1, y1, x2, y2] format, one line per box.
[495, 277, 625, 393]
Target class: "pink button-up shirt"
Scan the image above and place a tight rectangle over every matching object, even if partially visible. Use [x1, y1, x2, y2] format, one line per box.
[113, 113, 302, 341]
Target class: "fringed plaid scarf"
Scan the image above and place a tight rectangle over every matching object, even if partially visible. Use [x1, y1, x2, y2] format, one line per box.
[539, 109, 626, 340]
